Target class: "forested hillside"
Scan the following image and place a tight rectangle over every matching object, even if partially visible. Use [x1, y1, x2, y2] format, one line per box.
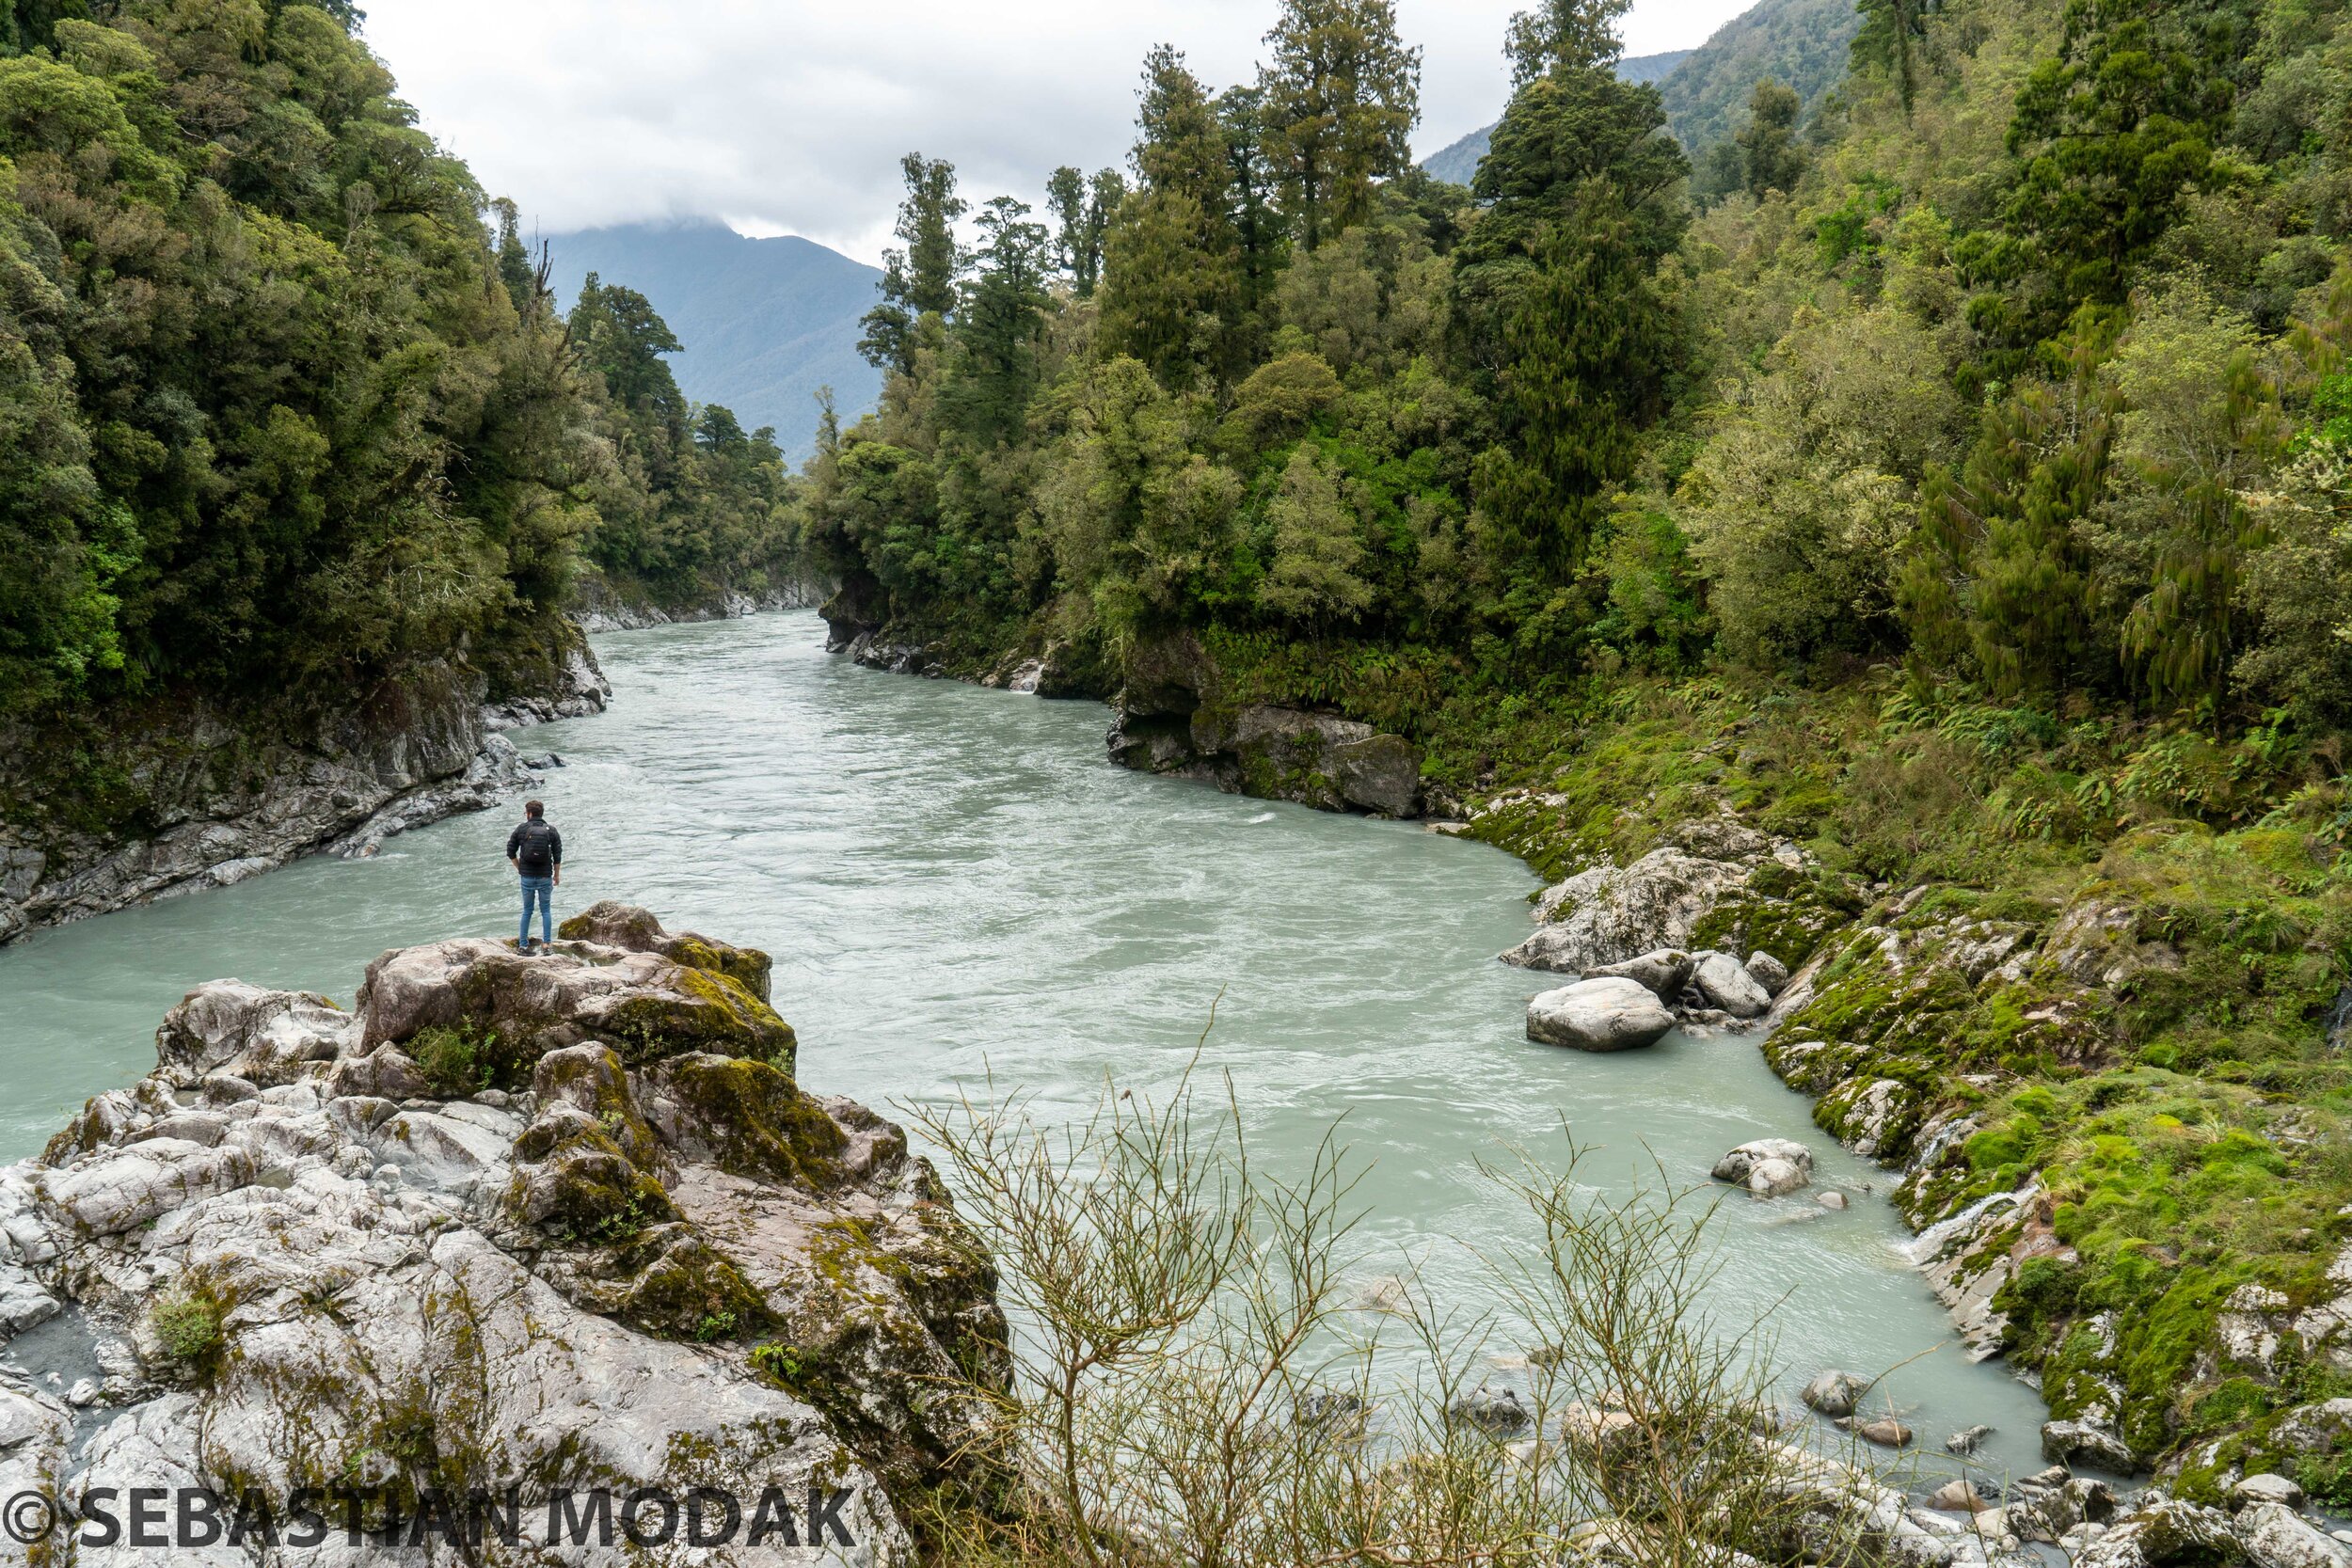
[805, 0, 2352, 1486]
[547, 222, 882, 465]
[1657, 0, 1859, 150]
[0, 0, 800, 747]
[1421, 43, 1689, 185]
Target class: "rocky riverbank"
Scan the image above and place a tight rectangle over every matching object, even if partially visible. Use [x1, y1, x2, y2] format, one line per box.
[819, 601, 1432, 821]
[0, 904, 1004, 1565]
[1474, 781, 2352, 1514]
[576, 570, 827, 635]
[0, 641, 610, 948]
[820, 606, 2352, 1504]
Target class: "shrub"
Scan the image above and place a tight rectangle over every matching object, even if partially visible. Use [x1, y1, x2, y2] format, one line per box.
[151, 1291, 221, 1361]
[408, 1024, 495, 1097]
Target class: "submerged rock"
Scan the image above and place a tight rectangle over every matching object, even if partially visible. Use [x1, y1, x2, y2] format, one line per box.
[0, 906, 1008, 1562]
[1945, 1423, 1994, 1456]
[1449, 1384, 1531, 1433]
[1526, 978, 1677, 1052]
[1801, 1369, 1871, 1418]
[1712, 1139, 1814, 1197]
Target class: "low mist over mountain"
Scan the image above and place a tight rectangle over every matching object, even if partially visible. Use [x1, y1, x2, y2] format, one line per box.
[547, 224, 882, 465]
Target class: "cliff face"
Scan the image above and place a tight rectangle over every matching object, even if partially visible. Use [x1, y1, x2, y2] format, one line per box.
[0, 633, 611, 946]
[0, 905, 1003, 1565]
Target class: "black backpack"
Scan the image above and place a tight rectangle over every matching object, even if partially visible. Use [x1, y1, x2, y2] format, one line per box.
[515, 820, 558, 876]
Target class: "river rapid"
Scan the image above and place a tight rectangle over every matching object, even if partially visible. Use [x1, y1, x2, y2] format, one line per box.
[0, 610, 2052, 1483]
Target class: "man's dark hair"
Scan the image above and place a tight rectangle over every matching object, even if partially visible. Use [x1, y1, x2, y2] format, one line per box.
[525, 800, 545, 819]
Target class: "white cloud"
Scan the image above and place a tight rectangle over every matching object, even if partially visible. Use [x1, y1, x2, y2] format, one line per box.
[361, 0, 1756, 261]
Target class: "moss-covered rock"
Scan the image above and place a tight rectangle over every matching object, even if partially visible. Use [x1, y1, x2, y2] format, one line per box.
[557, 900, 776, 1004]
[638, 1053, 850, 1191]
[358, 936, 797, 1076]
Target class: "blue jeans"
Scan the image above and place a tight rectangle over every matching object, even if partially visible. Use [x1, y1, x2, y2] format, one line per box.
[518, 877, 554, 946]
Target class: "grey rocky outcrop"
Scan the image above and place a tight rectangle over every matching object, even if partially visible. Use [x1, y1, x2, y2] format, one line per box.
[478, 639, 614, 729]
[2236, 1502, 2352, 1568]
[1, 643, 606, 946]
[1098, 632, 1425, 817]
[573, 572, 821, 635]
[2042, 1416, 2137, 1472]
[1526, 977, 1677, 1052]
[1712, 1139, 1814, 1197]
[1499, 816, 1802, 974]
[0, 908, 1005, 1564]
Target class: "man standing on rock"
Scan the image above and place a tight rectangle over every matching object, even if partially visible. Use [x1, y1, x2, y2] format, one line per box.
[506, 800, 563, 953]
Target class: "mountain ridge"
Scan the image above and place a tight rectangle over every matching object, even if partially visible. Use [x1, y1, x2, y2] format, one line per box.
[546, 223, 884, 465]
[1418, 0, 1858, 186]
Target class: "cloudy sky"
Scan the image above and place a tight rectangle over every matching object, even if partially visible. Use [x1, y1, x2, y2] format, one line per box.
[362, 1, 1751, 262]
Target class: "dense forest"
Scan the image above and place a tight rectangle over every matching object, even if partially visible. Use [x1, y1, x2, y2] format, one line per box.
[805, 0, 2352, 1487]
[808, 0, 2352, 743]
[0, 0, 799, 732]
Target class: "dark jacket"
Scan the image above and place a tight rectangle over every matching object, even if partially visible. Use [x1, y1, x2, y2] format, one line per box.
[508, 819, 562, 877]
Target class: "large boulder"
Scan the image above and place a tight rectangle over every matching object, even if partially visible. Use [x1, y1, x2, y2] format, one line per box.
[1583, 949, 1693, 998]
[559, 899, 775, 1003]
[153, 980, 354, 1087]
[358, 925, 796, 1074]
[1712, 1139, 1814, 1197]
[2071, 1495, 2237, 1568]
[0, 914, 1009, 1560]
[2042, 1416, 2137, 1472]
[1526, 978, 1677, 1052]
[2238, 1502, 2352, 1568]
[1693, 951, 1773, 1018]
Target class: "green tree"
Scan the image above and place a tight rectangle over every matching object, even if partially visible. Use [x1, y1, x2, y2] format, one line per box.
[942, 197, 1054, 447]
[1259, 0, 1422, 251]
[1046, 165, 1122, 296]
[858, 153, 967, 374]
[1101, 45, 1244, 387]
[569, 275, 689, 451]
[1973, 1, 2242, 336]
[1471, 192, 1677, 592]
[1260, 443, 1373, 623]
[1452, 56, 1686, 390]
[491, 197, 538, 316]
[1736, 80, 1805, 198]
[1852, 0, 1941, 112]
[1503, 0, 1629, 85]
[1900, 314, 2121, 698]
[1216, 84, 1287, 325]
